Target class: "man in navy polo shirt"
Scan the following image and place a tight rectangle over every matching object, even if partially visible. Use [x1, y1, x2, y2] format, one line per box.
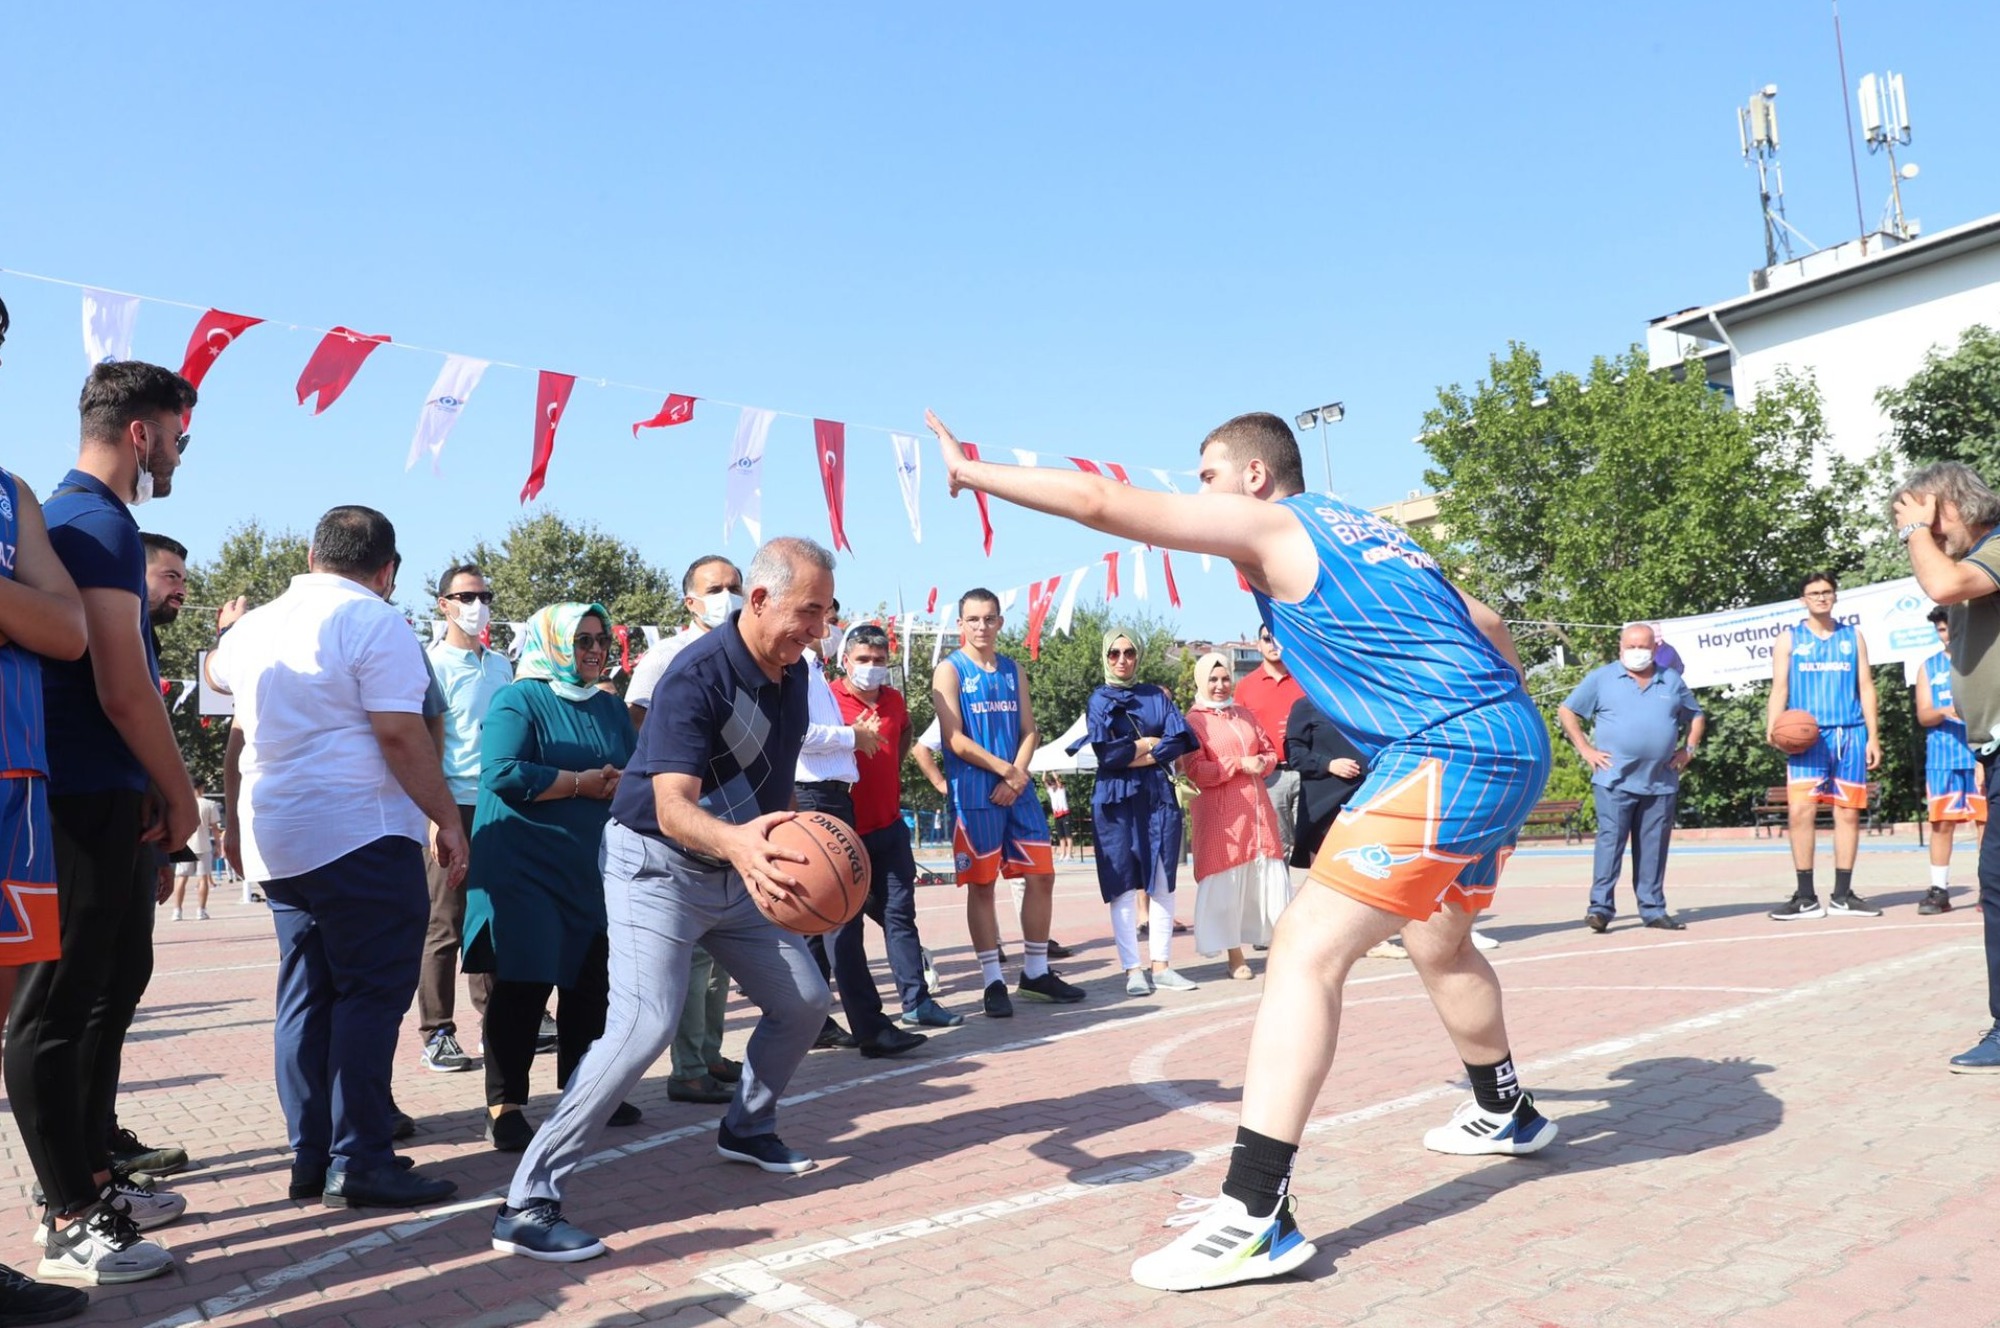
[1558, 623, 1706, 932]
[493, 536, 836, 1263]
[10, 361, 200, 1284]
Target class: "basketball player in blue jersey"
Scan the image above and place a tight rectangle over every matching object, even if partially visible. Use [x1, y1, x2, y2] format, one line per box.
[931, 589, 1086, 1016]
[1916, 606, 1980, 916]
[1765, 572, 1883, 920]
[927, 409, 1556, 1292]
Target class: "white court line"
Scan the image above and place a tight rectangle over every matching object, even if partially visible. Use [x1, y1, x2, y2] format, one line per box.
[140, 925, 1973, 1326]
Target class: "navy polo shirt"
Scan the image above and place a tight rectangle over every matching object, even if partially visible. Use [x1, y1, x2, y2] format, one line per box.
[610, 613, 809, 855]
[1561, 662, 1703, 796]
[42, 469, 161, 795]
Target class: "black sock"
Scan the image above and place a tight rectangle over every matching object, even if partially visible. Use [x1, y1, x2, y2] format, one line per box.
[1221, 1126, 1297, 1216]
[1466, 1055, 1524, 1113]
[1834, 868, 1854, 898]
[1795, 870, 1815, 899]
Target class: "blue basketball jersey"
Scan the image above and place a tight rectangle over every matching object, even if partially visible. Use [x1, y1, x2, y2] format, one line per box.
[1253, 494, 1524, 760]
[942, 650, 1027, 803]
[1787, 619, 1864, 729]
[1924, 651, 1974, 771]
[0, 470, 47, 777]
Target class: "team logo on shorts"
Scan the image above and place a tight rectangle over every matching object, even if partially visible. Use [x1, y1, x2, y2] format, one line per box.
[955, 852, 972, 872]
[1333, 844, 1418, 881]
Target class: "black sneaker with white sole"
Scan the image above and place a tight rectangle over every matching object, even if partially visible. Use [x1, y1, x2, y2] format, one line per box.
[1918, 887, 1953, 915]
[0, 1261, 87, 1324]
[1017, 969, 1086, 1004]
[491, 1200, 607, 1263]
[1768, 895, 1825, 921]
[107, 1127, 187, 1178]
[35, 1200, 173, 1285]
[715, 1124, 814, 1174]
[1827, 892, 1882, 917]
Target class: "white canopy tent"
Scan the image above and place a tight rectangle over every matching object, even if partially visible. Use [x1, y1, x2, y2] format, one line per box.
[916, 713, 1096, 773]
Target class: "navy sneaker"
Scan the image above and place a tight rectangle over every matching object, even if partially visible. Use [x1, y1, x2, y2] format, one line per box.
[1949, 1025, 2000, 1074]
[716, 1124, 814, 1174]
[900, 998, 964, 1028]
[492, 1200, 607, 1263]
[982, 979, 1014, 1019]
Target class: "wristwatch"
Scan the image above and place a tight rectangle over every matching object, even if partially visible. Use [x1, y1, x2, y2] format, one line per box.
[1898, 522, 1926, 543]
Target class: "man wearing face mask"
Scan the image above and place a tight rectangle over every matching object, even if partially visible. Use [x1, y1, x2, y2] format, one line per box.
[415, 564, 513, 1075]
[1558, 624, 1705, 933]
[12, 363, 202, 1283]
[626, 555, 751, 1102]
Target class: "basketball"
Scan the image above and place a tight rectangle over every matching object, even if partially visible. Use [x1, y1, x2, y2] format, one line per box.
[1771, 708, 1821, 755]
[756, 812, 871, 935]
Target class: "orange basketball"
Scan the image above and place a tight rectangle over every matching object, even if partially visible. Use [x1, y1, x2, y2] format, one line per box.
[1771, 708, 1821, 755]
[757, 812, 871, 936]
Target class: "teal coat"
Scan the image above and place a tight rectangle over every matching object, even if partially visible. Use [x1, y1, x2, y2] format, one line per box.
[462, 680, 636, 986]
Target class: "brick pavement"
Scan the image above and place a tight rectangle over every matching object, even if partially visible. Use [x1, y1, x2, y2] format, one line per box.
[10, 837, 1997, 1327]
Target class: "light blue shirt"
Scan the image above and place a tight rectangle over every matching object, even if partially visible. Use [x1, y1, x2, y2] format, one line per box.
[1561, 663, 1703, 796]
[428, 640, 515, 805]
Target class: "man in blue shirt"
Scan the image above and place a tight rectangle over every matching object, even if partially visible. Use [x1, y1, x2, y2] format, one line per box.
[492, 537, 835, 1264]
[1558, 624, 1706, 932]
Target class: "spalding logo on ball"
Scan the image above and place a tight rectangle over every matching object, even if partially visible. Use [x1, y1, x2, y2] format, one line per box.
[753, 812, 872, 936]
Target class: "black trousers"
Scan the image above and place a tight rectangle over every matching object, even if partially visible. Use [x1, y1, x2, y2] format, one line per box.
[5, 789, 157, 1213]
[793, 783, 891, 1040]
[482, 932, 610, 1108]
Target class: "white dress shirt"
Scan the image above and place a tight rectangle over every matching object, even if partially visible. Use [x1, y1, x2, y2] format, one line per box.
[626, 627, 700, 714]
[797, 652, 859, 784]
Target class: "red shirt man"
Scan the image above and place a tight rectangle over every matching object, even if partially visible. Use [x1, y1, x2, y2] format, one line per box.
[1234, 625, 1306, 749]
[833, 675, 908, 835]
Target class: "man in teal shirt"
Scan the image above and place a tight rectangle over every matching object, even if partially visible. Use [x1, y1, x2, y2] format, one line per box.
[419, 563, 514, 1072]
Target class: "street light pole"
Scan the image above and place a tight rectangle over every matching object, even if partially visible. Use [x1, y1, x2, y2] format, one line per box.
[1293, 401, 1344, 491]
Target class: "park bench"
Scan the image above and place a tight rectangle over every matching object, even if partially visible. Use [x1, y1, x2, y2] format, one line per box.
[1750, 783, 1890, 837]
[1520, 798, 1585, 844]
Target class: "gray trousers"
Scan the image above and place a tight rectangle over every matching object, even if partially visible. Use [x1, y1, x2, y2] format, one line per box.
[507, 821, 831, 1208]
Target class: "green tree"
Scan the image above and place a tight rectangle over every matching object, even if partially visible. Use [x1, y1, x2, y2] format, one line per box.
[454, 511, 687, 659]
[1878, 324, 2000, 474]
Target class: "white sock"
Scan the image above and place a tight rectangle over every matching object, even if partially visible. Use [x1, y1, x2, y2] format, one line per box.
[1931, 864, 1950, 890]
[977, 948, 1003, 986]
[1022, 940, 1050, 979]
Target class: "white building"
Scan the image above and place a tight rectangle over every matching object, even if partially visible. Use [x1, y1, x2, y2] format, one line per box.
[1646, 211, 2000, 459]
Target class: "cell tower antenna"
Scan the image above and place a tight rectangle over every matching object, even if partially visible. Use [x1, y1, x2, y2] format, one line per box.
[1738, 84, 1813, 270]
[1859, 70, 1919, 239]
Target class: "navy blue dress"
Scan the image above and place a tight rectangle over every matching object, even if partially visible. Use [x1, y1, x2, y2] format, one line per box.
[1079, 684, 1196, 904]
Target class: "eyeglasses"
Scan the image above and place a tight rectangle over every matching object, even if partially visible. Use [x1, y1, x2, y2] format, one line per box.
[442, 590, 495, 605]
[572, 633, 614, 651]
[1802, 590, 1836, 600]
[962, 615, 1000, 627]
[1106, 648, 1138, 661]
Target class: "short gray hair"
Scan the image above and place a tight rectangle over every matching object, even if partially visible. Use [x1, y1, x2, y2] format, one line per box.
[1892, 461, 2000, 527]
[747, 536, 835, 600]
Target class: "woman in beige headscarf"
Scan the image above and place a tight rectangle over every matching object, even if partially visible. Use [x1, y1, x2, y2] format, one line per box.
[1179, 651, 1292, 977]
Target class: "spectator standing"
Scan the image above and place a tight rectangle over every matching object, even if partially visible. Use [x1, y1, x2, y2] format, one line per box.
[418, 563, 513, 1074]
[13, 362, 199, 1285]
[208, 506, 464, 1210]
[1181, 652, 1291, 979]
[168, 781, 220, 921]
[1558, 624, 1705, 932]
[1915, 606, 1983, 916]
[462, 604, 638, 1151]
[1045, 774, 1075, 862]
[1234, 625, 1307, 861]
[1284, 696, 1366, 870]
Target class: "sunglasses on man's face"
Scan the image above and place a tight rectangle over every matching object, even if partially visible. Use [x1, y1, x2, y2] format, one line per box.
[1106, 648, 1138, 661]
[572, 633, 614, 652]
[442, 591, 494, 604]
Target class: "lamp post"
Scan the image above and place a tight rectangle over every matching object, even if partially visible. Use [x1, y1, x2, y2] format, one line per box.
[1293, 401, 1344, 491]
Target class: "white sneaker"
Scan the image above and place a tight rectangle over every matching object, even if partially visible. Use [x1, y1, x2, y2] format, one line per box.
[1152, 968, 1199, 991]
[169, 908, 182, 922]
[1365, 937, 1408, 960]
[195, 908, 211, 921]
[34, 1181, 185, 1246]
[920, 947, 943, 996]
[1470, 930, 1499, 951]
[1130, 1194, 1316, 1291]
[36, 1200, 174, 1284]
[1126, 969, 1153, 996]
[1423, 1095, 1557, 1156]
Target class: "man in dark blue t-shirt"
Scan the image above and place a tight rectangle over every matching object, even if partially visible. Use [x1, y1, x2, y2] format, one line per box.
[9, 361, 200, 1284]
[493, 536, 837, 1264]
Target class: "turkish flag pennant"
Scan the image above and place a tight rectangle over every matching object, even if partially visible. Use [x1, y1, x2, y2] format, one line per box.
[296, 327, 391, 414]
[926, 586, 937, 614]
[962, 442, 995, 555]
[1235, 569, 1252, 592]
[178, 309, 262, 401]
[813, 419, 853, 553]
[631, 394, 696, 437]
[1106, 462, 1131, 485]
[1162, 550, 1182, 608]
[613, 624, 632, 672]
[520, 370, 577, 502]
[1025, 574, 1062, 661]
[1070, 457, 1102, 476]
[1103, 551, 1120, 599]
[480, 623, 492, 649]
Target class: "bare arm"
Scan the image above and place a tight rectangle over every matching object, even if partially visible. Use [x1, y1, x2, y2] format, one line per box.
[1916, 678, 1946, 728]
[1766, 632, 1792, 738]
[1856, 633, 1881, 768]
[1556, 704, 1612, 772]
[0, 487, 85, 659]
[650, 770, 806, 902]
[912, 742, 947, 794]
[222, 724, 245, 879]
[931, 661, 1012, 779]
[1896, 492, 2000, 604]
[1456, 587, 1524, 680]
[83, 587, 197, 848]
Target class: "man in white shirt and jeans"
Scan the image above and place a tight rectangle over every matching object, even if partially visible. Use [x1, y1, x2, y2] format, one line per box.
[209, 506, 468, 1210]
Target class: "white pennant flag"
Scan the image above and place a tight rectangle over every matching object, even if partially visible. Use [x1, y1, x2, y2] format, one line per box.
[171, 680, 195, 712]
[1053, 564, 1090, 636]
[1132, 545, 1149, 601]
[82, 289, 138, 367]
[999, 586, 1020, 615]
[503, 624, 527, 660]
[405, 355, 489, 473]
[890, 432, 923, 543]
[641, 625, 663, 649]
[932, 616, 949, 667]
[724, 408, 776, 544]
[1010, 449, 1039, 468]
[1147, 468, 1182, 493]
[428, 619, 447, 644]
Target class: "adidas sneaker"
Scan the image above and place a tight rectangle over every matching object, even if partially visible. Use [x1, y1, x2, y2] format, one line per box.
[1130, 1194, 1316, 1292]
[1422, 1094, 1557, 1156]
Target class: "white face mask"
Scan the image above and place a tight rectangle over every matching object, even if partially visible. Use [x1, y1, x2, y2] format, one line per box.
[1621, 648, 1655, 672]
[848, 662, 890, 691]
[820, 625, 844, 658]
[451, 599, 492, 637]
[697, 590, 744, 629]
[130, 468, 154, 507]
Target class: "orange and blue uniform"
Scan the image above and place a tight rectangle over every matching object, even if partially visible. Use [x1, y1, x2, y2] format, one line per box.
[942, 650, 1054, 884]
[1785, 620, 1869, 810]
[1923, 651, 1984, 824]
[0, 468, 61, 964]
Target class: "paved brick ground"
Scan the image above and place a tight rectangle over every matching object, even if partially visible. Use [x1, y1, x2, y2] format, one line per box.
[12, 834, 1998, 1327]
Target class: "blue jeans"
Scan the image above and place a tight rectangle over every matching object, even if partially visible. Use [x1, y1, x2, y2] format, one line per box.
[1588, 787, 1676, 922]
[265, 835, 428, 1174]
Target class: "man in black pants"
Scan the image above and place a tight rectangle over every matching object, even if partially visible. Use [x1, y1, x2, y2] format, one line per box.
[13, 361, 202, 1284]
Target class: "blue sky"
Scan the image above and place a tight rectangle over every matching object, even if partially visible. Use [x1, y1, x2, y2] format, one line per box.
[4, 2, 1996, 642]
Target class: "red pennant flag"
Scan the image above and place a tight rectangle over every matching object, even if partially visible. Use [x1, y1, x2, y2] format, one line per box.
[1162, 550, 1182, 608]
[631, 393, 696, 437]
[159, 678, 172, 697]
[479, 623, 493, 649]
[520, 371, 577, 502]
[295, 327, 391, 414]
[1107, 462, 1131, 485]
[926, 586, 938, 614]
[199, 715, 212, 729]
[962, 442, 995, 555]
[613, 624, 632, 673]
[1103, 551, 1121, 598]
[1235, 569, 1252, 592]
[178, 309, 261, 397]
[1070, 457, 1102, 476]
[813, 419, 853, 553]
[1025, 574, 1062, 660]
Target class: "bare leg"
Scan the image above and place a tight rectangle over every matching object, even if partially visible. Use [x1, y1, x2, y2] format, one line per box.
[1832, 805, 1861, 873]
[1017, 874, 1055, 943]
[194, 871, 212, 911]
[964, 883, 1000, 952]
[1787, 800, 1818, 875]
[1931, 821, 1954, 869]
[1400, 903, 1509, 1065]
